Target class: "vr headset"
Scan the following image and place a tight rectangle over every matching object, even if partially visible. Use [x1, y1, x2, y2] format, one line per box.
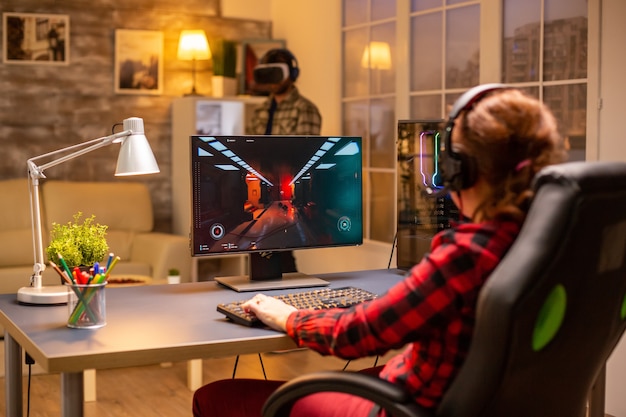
[253, 63, 291, 84]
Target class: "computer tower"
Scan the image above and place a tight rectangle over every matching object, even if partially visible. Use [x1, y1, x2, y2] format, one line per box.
[396, 119, 459, 270]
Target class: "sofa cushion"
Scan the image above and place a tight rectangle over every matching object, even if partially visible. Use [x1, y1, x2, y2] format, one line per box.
[42, 181, 154, 232]
[0, 229, 33, 267]
[0, 179, 33, 266]
[105, 230, 135, 260]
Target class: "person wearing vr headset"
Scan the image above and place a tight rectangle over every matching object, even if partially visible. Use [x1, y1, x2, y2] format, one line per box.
[192, 85, 566, 417]
[247, 48, 322, 273]
[248, 48, 322, 136]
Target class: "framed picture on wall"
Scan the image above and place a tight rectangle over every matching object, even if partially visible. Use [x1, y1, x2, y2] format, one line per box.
[239, 39, 286, 95]
[2, 12, 70, 65]
[114, 29, 163, 95]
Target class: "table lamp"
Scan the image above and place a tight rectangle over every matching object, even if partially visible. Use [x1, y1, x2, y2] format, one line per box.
[177, 29, 212, 96]
[17, 117, 160, 305]
[361, 41, 392, 93]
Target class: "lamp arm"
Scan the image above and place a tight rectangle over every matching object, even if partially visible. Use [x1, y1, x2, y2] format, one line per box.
[29, 174, 46, 288]
[26, 129, 132, 289]
[28, 130, 132, 179]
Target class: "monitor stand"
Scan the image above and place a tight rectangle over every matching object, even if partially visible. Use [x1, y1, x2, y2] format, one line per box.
[214, 252, 329, 292]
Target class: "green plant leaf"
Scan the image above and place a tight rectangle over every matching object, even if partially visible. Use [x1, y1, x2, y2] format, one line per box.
[46, 212, 109, 267]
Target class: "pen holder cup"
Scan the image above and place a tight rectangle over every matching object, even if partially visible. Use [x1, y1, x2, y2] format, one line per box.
[67, 282, 107, 329]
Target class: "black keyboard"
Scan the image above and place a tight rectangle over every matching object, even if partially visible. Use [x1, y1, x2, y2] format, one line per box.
[217, 286, 378, 327]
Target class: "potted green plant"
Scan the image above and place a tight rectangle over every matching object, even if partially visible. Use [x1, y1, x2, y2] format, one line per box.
[210, 38, 238, 97]
[46, 212, 109, 269]
[167, 268, 181, 284]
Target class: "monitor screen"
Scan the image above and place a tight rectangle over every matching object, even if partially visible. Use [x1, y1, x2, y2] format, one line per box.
[190, 135, 363, 290]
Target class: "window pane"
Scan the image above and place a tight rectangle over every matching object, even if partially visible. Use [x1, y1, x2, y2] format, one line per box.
[445, 92, 462, 113]
[411, 12, 442, 91]
[502, 0, 541, 82]
[370, 98, 396, 168]
[344, 0, 368, 26]
[411, 0, 441, 12]
[543, 84, 586, 162]
[372, 0, 396, 21]
[543, 0, 587, 81]
[343, 28, 369, 97]
[445, 5, 480, 89]
[410, 94, 442, 119]
[518, 86, 540, 99]
[343, 101, 370, 163]
[368, 23, 396, 94]
[369, 172, 395, 243]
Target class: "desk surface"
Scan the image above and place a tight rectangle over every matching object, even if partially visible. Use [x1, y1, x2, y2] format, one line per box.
[0, 269, 406, 374]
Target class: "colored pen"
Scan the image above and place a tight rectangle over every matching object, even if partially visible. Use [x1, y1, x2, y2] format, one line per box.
[105, 253, 114, 272]
[49, 261, 72, 285]
[103, 255, 121, 280]
[57, 254, 75, 284]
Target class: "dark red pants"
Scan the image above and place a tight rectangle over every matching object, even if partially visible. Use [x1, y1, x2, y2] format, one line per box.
[192, 366, 385, 417]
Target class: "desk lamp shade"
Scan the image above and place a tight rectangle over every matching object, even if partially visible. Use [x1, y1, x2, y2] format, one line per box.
[115, 117, 160, 176]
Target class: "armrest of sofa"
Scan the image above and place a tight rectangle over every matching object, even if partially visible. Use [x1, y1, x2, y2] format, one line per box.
[130, 232, 191, 281]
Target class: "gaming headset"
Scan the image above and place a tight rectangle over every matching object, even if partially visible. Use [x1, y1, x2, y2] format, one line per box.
[428, 83, 509, 197]
[253, 48, 300, 84]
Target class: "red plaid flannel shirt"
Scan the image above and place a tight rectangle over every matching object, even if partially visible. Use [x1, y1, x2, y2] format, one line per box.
[286, 219, 521, 408]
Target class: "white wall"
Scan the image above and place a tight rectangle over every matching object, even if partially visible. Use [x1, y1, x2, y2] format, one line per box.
[222, 0, 342, 136]
[270, 0, 343, 136]
[221, 0, 272, 21]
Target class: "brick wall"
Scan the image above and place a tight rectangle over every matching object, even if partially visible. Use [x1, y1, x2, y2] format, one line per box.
[0, 0, 271, 232]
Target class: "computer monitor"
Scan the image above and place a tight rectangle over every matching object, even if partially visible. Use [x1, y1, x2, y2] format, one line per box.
[190, 135, 363, 291]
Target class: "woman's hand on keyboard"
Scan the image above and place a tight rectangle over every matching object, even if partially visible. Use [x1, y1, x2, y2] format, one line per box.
[242, 294, 297, 332]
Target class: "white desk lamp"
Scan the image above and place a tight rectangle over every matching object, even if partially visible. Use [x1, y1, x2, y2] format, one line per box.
[17, 117, 160, 305]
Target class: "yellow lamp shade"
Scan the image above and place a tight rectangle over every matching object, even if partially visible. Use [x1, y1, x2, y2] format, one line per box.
[177, 30, 212, 61]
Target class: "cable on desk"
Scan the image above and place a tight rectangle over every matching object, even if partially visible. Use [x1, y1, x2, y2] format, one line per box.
[231, 354, 267, 380]
[388, 232, 398, 269]
[26, 352, 34, 417]
[258, 353, 267, 380]
[232, 355, 240, 378]
[341, 355, 380, 372]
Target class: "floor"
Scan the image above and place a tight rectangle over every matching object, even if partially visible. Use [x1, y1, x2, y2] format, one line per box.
[0, 339, 395, 417]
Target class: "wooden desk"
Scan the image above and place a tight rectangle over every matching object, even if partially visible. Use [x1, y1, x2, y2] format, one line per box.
[1, 269, 406, 417]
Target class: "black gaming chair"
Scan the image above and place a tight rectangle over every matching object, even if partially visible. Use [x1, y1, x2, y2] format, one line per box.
[262, 161, 626, 417]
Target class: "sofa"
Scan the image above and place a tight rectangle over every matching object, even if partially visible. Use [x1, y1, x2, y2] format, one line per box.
[0, 178, 192, 296]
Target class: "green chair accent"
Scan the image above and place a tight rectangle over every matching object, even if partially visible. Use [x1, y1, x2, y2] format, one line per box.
[532, 284, 567, 351]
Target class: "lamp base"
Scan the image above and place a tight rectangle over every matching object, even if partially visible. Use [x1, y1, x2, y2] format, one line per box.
[17, 285, 67, 305]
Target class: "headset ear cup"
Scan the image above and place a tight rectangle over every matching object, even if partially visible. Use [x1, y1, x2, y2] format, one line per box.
[440, 149, 477, 192]
[290, 66, 299, 81]
[440, 83, 508, 192]
[457, 152, 477, 190]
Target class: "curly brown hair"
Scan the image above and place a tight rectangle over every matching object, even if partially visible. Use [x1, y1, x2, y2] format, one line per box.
[456, 88, 567, 222]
